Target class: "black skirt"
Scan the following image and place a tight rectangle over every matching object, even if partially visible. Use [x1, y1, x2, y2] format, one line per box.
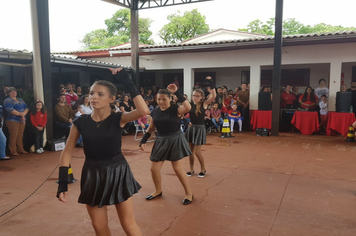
[78, 155, 141, 208]
[185, 124, 206, 145]
[150, 130, 192, 162]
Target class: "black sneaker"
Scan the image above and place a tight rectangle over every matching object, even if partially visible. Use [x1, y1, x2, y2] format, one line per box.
[186, 171, 194, 177]
[198, 170, 206, 178]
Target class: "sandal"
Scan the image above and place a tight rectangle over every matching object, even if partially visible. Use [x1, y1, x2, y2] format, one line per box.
[0, 156, 13, 160]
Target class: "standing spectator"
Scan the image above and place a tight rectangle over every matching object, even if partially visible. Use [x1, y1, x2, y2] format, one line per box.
[216, 87, 223, 109]
[30, 100, 47, 154]
[236, 83, 249, 130]
[340, 84, 348, 92]
[319, 95, 328, 132]
[280, 85, 296, 108]
[299, 86, 318, 110]
[292, 86, 302, 107]
[173, 76, 179, 88]
[314, 79, 329, 102]
[4, 87, 29, 156]
[210, 102, 223, 132]
[0, 102, 10, 160]
[54, 94, 75, 139]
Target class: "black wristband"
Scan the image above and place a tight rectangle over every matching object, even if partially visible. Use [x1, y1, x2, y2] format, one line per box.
[207, 79, 215, 89]
[139, 132, 151, 146]
[56, 166, 68, 198]
[115, 69, 140, 98]
[174, 90, 186, 103]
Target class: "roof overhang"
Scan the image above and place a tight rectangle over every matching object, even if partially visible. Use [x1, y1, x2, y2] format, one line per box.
[63, 31, 356, 58]
[0, 49, 130, 69]
[101, 0, 213, 10]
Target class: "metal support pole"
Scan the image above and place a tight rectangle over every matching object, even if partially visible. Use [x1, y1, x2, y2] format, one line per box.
[131, 0, 140, 87]
[271, 0, 284, 136]
[32, 0, 54, 140]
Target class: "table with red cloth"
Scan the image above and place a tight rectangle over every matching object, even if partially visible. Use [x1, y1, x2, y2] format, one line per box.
[291, 111, 319, 135]
[326, 111, 356, 136]
[250, 110, 272, 130]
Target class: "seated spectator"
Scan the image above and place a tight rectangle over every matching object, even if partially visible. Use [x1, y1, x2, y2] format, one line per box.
[138, 114, 151, 130]
[54, 94, 75, 139]
[145, 100, 154, 113]
[4, 87, 29, 156]
[65, 82, 78, 108]
[76, 86, 83, 97]
[319, 95, 328, 132]
[204, 109, 214, 134]
[228, 104, 243, 133]
[280, 85, 296, 108]
[299, 86, 318, 110]
[143, 89, 154, 105]
[210, 102, 223, 131]
[115, 100, 121, 113]
[75, 96, 92, 117]
[340, 84, 347, 92]
[139, 87, 145, 97]
[120, 95, 134, 134]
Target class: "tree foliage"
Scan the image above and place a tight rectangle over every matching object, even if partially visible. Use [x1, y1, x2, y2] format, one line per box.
[81, 9, 154, 49]
[238, 18, 356, 36]
[159, 9, 209, 44]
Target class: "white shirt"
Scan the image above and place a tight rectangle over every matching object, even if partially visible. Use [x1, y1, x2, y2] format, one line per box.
[319, 101, 328, 115]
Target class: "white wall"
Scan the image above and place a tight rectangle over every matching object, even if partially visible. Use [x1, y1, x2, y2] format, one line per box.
[92, 42, 356, 110]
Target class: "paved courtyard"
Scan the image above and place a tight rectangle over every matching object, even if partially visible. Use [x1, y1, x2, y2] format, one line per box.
[1, 131, 356, 236]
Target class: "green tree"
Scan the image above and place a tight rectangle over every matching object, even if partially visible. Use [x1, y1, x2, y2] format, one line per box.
[80, 9, 154, 49]
[239, 18, 356, 36]
[159, 9, 209, 44]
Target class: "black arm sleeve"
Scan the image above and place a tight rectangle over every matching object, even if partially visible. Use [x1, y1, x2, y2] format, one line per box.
[139, 132, 151, 146]
[174, 90, 186, 103]
[56, 166, 69, 198]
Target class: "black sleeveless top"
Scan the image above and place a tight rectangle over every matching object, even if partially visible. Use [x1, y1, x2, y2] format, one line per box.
[73, 112, 124, 161]
[150, 104, 181, 134]
[189, 103, 205, 125]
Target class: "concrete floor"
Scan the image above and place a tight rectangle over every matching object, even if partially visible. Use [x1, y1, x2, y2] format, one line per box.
[1, 131, 356, 236]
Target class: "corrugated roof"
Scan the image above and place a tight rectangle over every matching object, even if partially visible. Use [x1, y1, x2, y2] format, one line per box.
[0, 48, 129, 68]
[55, 30, 356, 55]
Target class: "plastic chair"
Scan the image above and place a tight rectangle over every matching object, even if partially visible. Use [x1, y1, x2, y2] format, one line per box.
[134, 120, 155, 142]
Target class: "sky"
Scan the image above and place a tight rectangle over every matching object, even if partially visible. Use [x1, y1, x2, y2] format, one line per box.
[0, 0, 355, 52]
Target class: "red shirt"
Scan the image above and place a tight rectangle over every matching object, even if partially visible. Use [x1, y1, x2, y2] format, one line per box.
[299, 94, 318, 109]
[30, 111, 47, 127]
[281, 91, 296, 107]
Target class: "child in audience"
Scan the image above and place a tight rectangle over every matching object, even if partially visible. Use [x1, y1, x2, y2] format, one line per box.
[30, 100, 47, 153]
[319, 94, 328, 132]
[228, 103, 243, 133]
[210, 102, 223, 132]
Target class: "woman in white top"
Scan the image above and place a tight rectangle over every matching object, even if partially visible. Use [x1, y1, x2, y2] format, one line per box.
[75, 96, 92, 117]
